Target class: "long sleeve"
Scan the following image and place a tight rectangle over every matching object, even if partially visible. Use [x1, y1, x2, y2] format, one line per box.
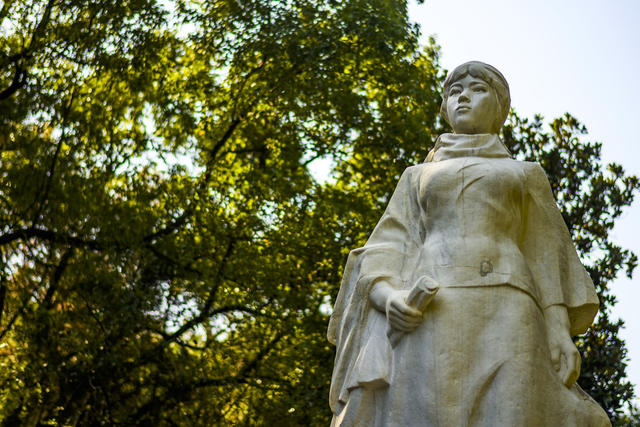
[328, 166, 423, 414]
[520, 163, 599, 336]
[357, 166, 424, 291]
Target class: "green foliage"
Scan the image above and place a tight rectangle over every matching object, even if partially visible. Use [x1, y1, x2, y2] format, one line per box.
[0, 0, 637, 425]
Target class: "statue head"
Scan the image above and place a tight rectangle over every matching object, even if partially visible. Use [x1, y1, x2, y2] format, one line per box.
[440, 61, 510, 134]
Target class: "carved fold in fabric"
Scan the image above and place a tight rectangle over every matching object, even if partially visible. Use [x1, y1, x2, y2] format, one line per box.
[425, 133, 512, 162]
[328, 133, 603, 425]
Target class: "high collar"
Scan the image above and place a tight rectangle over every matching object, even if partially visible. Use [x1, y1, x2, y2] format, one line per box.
[425, 133, 512, 162]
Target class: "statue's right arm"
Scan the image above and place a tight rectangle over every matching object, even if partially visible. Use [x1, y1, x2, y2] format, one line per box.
[361, 166, 424, 332]
[370, 280, 422, 332]
[369, 279, 392, 312]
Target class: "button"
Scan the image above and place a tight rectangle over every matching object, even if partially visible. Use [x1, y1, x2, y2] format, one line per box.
[480, 260, 493, 277]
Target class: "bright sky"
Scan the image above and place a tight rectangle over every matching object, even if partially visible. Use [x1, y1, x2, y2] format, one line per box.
[408, 0, 640, 401]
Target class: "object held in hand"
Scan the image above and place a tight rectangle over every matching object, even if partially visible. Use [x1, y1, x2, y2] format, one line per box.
[387, 276, 440, 347]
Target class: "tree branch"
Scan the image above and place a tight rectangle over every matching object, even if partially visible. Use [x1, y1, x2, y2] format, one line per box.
[0, 0, 55, 100]
[43, 248, 74, 308]
[28, 0, 55, 52]
[0, 227, 102, 250]
[142, 212, 189, 244]
[0, 0, 16, 25]
[237, 330, 285, 378]
[0, 62, 27, 100]
[162, 237, 236, 343]
[31, 86, 77, 222]
[0, 274, 6, 327]
[210, 304, 271, 318]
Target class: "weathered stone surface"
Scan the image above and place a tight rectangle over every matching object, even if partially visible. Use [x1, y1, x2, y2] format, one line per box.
[328, 61, 611, 426]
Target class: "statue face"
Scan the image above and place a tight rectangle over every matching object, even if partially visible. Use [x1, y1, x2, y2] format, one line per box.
[445, 75, 498, 134]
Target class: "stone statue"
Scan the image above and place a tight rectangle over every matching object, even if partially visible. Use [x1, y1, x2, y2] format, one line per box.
[328, 61, 611, 426]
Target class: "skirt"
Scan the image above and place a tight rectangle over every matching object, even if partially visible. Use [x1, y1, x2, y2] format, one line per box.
[332, 285, 610, 427]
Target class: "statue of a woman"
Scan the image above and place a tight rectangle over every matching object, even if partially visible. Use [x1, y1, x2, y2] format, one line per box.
[328, 61, 611, 426]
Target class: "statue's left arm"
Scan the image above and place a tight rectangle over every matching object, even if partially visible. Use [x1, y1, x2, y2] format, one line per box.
[544, 304, 581, 386]
[522, 163, 600, 387]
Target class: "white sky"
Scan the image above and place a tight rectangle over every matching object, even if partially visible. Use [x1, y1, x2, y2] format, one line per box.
[408, 0, 640, 401]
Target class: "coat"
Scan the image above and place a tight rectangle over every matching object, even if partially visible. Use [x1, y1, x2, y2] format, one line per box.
[328, 133, 609, 426]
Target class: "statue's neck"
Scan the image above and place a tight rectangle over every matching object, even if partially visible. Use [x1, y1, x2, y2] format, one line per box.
[426, 133, 512, 162]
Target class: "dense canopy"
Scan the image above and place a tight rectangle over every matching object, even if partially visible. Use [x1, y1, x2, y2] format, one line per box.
[0, 0, 637, 424]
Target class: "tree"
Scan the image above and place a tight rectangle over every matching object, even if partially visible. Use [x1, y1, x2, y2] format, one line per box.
[0, 0, 637, 425]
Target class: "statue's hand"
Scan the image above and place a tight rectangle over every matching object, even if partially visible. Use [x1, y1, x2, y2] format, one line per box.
[385, 290, 422, 332]
[544, 305, 580, 387]
[548, 328, 581, 387]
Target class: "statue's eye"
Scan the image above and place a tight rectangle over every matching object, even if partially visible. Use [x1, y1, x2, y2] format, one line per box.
[449, 88, 461, 96]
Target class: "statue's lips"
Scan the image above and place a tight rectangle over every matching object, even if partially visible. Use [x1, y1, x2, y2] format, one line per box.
[456, 105, 471, 112]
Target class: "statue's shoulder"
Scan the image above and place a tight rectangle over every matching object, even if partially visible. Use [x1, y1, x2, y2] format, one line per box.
[519, 160, 545, 171]
[515, 161, 556, 195]
[519, 161, 550, 180]
[394, 163, 424, 180]
[405, 163, 426, 173]
[406, 162, 439, 174]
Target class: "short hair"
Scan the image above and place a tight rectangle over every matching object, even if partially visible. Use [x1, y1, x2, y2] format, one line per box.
[440, 61, 511, 133]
